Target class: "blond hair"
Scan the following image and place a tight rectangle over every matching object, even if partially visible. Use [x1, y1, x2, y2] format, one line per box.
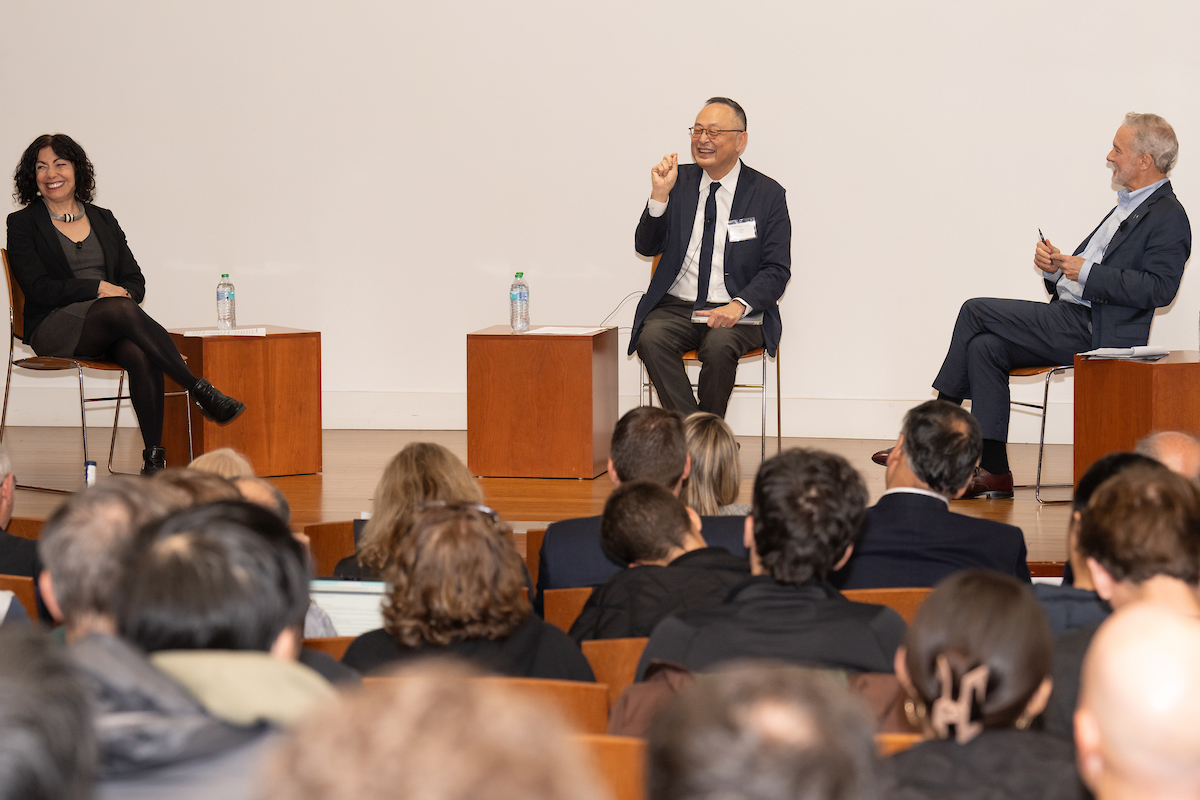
[681, 412, 741, 515]
[357, 443, 483, 572]
[188, 448, 255, 479]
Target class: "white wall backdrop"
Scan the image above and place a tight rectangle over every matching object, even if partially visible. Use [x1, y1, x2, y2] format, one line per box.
[2, 0, 1197, 443]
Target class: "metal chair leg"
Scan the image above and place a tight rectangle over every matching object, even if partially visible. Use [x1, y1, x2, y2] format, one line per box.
[760, 351, 767, 462]
[1034, 367, 1072, 504]
[107, 370, 126, 475]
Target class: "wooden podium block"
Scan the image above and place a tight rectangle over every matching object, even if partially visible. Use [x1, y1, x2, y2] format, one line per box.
[164, 326, 322, 477]
[1074, 350, 1200, 483]
[467, 326, 618, 479]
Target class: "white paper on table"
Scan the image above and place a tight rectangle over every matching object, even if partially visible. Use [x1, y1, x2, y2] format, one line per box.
[1079, 345, 1170, 360]
[182, 327, 268, 337]
[524, 326, 606, 335]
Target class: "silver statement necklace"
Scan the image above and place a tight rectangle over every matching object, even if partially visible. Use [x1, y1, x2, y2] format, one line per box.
[48, 203, 85, 223]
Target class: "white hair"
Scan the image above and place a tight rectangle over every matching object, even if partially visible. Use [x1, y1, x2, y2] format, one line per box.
[1124, 112, 1179, 174]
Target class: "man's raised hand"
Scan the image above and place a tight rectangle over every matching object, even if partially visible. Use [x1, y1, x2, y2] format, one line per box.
[650, 153, 678, 202]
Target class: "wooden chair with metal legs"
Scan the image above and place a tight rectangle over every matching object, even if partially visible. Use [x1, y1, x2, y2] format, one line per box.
[637, 256, 782, 460]
[1009, 365, 1073, 504]
[0, 248, 192, 493]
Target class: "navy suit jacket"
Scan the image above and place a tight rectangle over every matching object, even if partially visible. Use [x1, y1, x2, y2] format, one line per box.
[1044, 180, 1191, 349]
[830, 492, 1030, 589]
[631, 161, 791, 356]
[535, 514, 749, 612]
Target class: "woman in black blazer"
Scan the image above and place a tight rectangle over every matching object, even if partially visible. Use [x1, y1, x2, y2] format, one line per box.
[6, 134, 244, 474]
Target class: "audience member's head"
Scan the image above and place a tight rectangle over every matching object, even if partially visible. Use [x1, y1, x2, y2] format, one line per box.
[1065, 452, 1162, 590]
[1076, 605, 1200, 799]
[235, 476, 291, 524]
[0, 626, 95, 800]
[648, 661, 879, 800]
[610, 406, 689, 491]
[601, 480, 704, 566]
[115, 501, 310, 658]
[1135, 430, 1200, 481]
[1077, 465, 1200, 611]
[187, 447, 255, 479]
[259, 659, 605, 800]
[750, 449, 867, 584]
[151, 467, 242, 505]
[0, 443, 17, 530]
[37, 477, 187, 639]
[681, 412, 742, 515]
[383, 502, 528, 648]
[356, 443, 482, 573]
[888, 400, 981, 499]
[897, 570, 1052, 742]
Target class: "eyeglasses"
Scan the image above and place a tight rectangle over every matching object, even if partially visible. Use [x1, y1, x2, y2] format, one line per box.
[688, 126, 744, 139]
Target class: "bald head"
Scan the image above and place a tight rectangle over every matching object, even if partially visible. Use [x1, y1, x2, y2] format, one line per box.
[1136, 431, 1200, 481]
[1076, 605, 1200, 798]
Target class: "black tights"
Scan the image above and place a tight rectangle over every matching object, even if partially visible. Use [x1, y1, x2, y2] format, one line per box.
[74, 297, 199, 449]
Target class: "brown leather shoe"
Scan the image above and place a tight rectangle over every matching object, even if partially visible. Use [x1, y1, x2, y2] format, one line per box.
[871, 447, 893, 466]
[962, 467, 1014, 499]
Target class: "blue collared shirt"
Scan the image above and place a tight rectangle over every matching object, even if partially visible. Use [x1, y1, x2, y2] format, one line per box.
[1046, 178, 1169, 306]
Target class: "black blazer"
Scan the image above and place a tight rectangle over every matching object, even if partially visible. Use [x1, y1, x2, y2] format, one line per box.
[631, 161, 791, 356]
[534, 513, 748, 612]
[831, 492, 1030, 590]
[1045, 180, 1191, 349]
[6, 199, 146, 341]
[0, 527, 39, 578]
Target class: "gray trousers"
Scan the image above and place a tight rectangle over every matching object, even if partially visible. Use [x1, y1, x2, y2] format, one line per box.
[637, 295, 764, 417]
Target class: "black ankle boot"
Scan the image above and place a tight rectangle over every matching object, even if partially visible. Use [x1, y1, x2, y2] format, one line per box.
[141, 446, 167, 476]
[191, 379, 246, 425]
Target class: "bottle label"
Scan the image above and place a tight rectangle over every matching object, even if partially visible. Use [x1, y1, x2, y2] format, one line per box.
[510, 291, 520, 301]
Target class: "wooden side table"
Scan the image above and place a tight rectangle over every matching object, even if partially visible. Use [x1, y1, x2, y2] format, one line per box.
[1074, 350, 1200, 483]
[164, 325, 322, 476]
[467, 326, 618, 479]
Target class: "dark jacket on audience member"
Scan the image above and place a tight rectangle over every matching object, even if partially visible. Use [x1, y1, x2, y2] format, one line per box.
[1041, 622, 1100, 740]
[69, 633, 334, 800]
[568, 547, 750, 643]
[342, 614, 596, 682]
[884, 728, 1088, 799]
[635, 575, 906, 680]
[831, 492, 1030, 590]
[0, 526, 39, 577]
[1031, 583, 1110, 638]
[535, 514, 748, 612]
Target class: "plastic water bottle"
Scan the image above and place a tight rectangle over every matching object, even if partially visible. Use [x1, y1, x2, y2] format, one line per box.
[510, 272, 529, 332]
[216, 274, 236, 330]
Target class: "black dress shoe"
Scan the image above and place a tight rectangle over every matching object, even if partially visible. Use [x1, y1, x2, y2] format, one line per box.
[141, 446, 167, 476]
[962, 467, 1014, 499]
[191, 379, 246, 425]
[871, 447, 893, 466]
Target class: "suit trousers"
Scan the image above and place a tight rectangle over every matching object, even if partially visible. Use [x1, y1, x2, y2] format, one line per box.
[637, 295, 764, 416]
[933, 297, 1092, 442]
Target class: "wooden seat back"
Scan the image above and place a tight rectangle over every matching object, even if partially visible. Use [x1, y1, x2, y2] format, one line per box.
[363, 675, 610, 734]
[581, 637, 649, 709]
[302, 635, 355, 660]
[303, 520, 357, 578]
[1, 249, 26, 341]
[7, 517, 43, 540]
[576, 734, 646, 800]
[544, 586, 593, 632]
[525, 528, 545, 586]
[842, 587, 933, 625]
[0, 574, 37, 621]
[876, 732, 923, 756]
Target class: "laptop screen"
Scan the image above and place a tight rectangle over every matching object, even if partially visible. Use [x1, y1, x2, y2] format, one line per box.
[309, 579, 386, 637]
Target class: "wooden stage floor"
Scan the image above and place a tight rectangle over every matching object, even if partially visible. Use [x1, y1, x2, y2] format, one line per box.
[3, 427, 1074, 563]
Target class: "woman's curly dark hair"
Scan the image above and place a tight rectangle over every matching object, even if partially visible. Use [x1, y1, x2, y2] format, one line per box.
[13, 134, 96, 205]
[382, 504, 530, 647]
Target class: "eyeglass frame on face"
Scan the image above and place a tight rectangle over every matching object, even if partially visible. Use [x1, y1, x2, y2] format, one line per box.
[688, 126, 745, 140]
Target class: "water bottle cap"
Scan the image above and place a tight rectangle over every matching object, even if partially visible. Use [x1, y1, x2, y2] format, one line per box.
[221, 273, 229, 278]
[515, 272, 523, 278]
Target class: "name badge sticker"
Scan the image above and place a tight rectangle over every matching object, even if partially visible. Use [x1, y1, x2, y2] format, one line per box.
[727, 218, 757, 242]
